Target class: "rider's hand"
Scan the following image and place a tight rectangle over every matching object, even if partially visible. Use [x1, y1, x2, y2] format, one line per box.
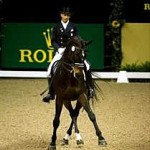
[58, 47, 65, 54]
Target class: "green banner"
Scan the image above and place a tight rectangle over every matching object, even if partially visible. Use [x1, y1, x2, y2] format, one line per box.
[1, 23, 104, 70]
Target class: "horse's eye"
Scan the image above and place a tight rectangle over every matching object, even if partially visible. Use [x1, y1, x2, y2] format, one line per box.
[71, 46, 75, 51]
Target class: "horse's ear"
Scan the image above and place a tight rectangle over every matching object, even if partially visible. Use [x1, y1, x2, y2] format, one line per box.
[85, 40, 93, 46]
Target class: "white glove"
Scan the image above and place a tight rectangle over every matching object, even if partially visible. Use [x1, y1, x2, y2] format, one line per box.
[58, 47, 65, 54]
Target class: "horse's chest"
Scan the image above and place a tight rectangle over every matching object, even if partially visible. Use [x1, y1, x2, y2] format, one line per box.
[63, 88, 82, 100]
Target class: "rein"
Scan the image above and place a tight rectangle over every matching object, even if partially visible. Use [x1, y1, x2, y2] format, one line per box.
[62, 61, 84, 73]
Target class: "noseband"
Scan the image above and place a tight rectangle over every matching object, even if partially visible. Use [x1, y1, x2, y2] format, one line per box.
[62, 61, 84, 73]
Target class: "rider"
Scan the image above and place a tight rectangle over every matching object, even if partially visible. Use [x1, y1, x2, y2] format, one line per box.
[42, 7, 94, 103]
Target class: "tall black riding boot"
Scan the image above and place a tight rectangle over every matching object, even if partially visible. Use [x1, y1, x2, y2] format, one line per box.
[42, 78, 55, 103]
[85, 70, 95, 99]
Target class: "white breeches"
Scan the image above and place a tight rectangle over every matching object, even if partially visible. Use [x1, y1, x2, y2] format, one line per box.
[47, 52, 62, 77]
[47, 52, 90, 77]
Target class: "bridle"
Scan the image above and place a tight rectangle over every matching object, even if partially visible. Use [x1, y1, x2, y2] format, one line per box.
[61, 45, 86, 74]
[62, 61, 84, 73]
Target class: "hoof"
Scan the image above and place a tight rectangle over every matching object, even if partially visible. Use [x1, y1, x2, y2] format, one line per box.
[98, 139, 107, 147]
[61, 138, 69, 145]
[47, 142, 56, 150]
[77, 139, 84, 145]
[47, 145, 56, 150]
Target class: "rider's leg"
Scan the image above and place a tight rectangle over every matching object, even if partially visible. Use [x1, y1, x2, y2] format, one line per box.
[42, 52, 62, 103]
[42, 77, 55, 103]
[84, 60, 94, 99]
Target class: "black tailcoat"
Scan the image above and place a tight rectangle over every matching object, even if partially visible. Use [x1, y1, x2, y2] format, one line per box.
[51, 22, 79, 52]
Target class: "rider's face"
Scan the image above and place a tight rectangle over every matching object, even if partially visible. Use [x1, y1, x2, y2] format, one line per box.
[60, 13, 71, 23]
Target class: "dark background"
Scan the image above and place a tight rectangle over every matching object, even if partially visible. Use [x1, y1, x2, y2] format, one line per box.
[0, 0, 149, 71]
[1, 0, 150, 23]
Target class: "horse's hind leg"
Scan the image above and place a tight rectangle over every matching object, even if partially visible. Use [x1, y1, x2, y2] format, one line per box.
[72, 101, 84, 145]
[61, 120, 73, 145]
[63, 101, 84, 145]
[79, 94, 107, 147]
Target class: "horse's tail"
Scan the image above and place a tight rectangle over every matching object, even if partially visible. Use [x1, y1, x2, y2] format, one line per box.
[92, 73, 105, 101]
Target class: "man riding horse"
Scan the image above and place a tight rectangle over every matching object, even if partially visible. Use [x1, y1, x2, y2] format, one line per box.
[42, 7, 94, 103]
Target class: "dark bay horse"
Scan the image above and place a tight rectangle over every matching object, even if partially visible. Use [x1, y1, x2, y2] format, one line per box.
[47, 35, 107, 150]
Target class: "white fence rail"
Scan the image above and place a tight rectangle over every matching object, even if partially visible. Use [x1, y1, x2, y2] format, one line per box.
[0, 70, 150, 83]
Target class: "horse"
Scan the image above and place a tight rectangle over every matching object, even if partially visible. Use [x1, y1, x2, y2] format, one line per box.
[47, 35, 107, 150]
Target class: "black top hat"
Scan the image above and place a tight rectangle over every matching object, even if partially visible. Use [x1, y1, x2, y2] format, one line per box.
[60, 7, 72, 14]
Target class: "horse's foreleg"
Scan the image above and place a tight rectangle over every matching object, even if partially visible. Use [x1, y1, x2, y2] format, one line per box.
[61, 102, 74, 145]
[48, 100, 63, 150]
[60, 120, 73, 146]
[79, 94, 107, 147]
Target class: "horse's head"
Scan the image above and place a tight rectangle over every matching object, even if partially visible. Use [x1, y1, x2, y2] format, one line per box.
[62, 35, 92, 64]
